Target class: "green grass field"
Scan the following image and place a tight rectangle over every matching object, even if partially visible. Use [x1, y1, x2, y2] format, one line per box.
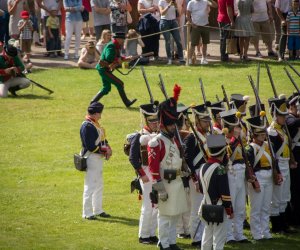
[1, 62, 300, 250]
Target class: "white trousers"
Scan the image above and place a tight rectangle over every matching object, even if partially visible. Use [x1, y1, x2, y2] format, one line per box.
[227, 164, 247, 241]
[158, 212, 179, 248]
[249, 169, 273, 240]
[64, 20, 83, 56]
[201, 213, 228, 250]
[176, 192, 191, 235]
[189, 171, 204, 242]
[82, 153, 104, 218]
[0, 78, 31, 98]
[271, 158, 291, 215]
[139, 165, 158, 238]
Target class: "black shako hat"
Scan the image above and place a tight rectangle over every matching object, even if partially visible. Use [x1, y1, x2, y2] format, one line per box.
[220, 109, 239, 126]
[248, 104, 266, 118]
[268, 97, 288, 116]
[113, 32, 126, 39]
[208, 101, 226, 118]
[207, 134, 227, 156]
[88, 102, 104, 114]
[247, 115, 267, 134]
[158, 98, 178, 126]
[140, 102, 159, 122]
[230, 94, 249, 115]
[4, 45, 18, 57]
[191, 104, 211, 121]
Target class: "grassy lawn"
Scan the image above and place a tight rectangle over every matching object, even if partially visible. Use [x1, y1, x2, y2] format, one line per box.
[0, 62, 300, 249]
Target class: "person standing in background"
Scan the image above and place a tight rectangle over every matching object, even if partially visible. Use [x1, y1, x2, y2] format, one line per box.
[63, 0, 84, 60]
[91, 0, 111, 41]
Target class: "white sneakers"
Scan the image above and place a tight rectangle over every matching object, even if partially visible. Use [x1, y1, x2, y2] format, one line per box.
[201, 58, 208, 65]
[64, 54, 69, 60]
[167, 59, 172, 65]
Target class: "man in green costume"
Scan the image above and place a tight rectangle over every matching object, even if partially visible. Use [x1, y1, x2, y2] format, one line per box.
[91, 32, 137, 107]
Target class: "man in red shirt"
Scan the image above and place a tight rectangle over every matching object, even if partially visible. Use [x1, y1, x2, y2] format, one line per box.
[217, 0, 235, 62]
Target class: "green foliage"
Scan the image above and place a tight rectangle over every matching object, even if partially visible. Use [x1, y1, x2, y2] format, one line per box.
[0, 64, 299, 249]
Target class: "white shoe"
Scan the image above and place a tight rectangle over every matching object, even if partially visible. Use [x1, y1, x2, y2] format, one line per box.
[188, 59, 192, 64]
[278, 57, 283, 62]
[64, 55, 69, 60]
[201, 58, 208, 65]
[167, 59, 172, 65]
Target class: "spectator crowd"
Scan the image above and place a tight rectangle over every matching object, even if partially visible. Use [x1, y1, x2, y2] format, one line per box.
[0, 0, 299, 68]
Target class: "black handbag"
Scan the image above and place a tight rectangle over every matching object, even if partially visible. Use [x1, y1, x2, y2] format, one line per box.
[81, 9, 89, 22]
[164, 169, 177, 183]
[201, 204, 224, 224]
[74, 153, 88, 171]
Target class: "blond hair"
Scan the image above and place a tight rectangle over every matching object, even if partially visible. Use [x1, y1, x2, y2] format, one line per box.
[99, 29, 111, 43]
[127, 29, 139, 39]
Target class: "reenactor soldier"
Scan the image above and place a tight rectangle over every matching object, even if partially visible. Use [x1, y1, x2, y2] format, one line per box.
[220, 109, 249, 243]
[184, 104, 211, 247]
[246, 110, 280, 240]
[199, 134, 234, 250]
[268, 96, 297, 233]
[148, 96, 188, 250]
[230, 94, 250, 145]
[208, 100, 226, 135]
[91, 32, 137, 107]
[129, 102, 159, 244]
[176, 104, 191, 239]
[286, 93, 300, 227]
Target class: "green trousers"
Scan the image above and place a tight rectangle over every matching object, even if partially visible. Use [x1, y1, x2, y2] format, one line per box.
[97, 68, 124, 95]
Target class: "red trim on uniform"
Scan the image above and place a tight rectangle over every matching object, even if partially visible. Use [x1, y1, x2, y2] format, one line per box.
[137, 168, 146, 177]
[103, 70, 124, 87]
[214, 122, 222, 130]
[225, 207, 233, 216]
[207, 158, 222, 164]
[148, 139, 165, 181]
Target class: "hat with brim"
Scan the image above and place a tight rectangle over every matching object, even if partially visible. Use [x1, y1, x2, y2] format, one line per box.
[220, 109, 239, 126]
[207, 134, 227, 156]
[140, 102, 159, 122]
[191, 104, 211, 121]
[113, 32, 126, 39]
[158, 98, 178, 126]
[268, 97, 288, 116]
[4, 45, 18, 57]
[287, 92, 300, 107]
[230, 94, 249, 115]
[208, 101, 226, 118]
[88, 102, 104, 114]
[247, 115, 267, 134]
[21, 10, 30, 19]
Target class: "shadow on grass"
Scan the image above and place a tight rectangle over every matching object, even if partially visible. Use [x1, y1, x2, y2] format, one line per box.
[12, 94, 54, 100]
[105, 106, 140, 112]
[94, 215, 139, 227]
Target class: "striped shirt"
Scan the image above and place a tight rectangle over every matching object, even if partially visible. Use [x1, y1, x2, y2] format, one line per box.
[287, 10, 300, 35]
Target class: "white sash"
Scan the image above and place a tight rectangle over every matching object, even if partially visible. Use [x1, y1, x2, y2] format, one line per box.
[193, 131, 207, 166]
[292, 128, 300, 149]
[251, 142, 272, 168]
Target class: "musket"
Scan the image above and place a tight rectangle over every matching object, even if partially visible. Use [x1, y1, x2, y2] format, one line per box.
[287, 61, 300, 77]
[222, 84, 260, 189]
[265, 64, 297, 167]
[284, 67, 300, 93]
[20, 74, 54, 95]
[265, 63, 278, 97]
[199, 78, 213, 134]
[256, 62, 260, 94]
[221, 84, 230, 109]
[248, 75, 282, 185]
[115, 52, 154, 76]
[141, 66, 154, 104]
[157, 75, 191, 174]
[216, 94, 220, 101]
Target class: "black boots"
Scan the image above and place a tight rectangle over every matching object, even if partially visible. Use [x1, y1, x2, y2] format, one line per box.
[90, 91, 105, 104]
[118, 88, 137, 107]
[8, 85, 21, 96]
[270, 215, 281, 233]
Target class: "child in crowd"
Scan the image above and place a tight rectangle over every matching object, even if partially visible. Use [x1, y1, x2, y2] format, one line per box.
[17, 11, 33, 63]
[46, 8, 61, 58]
[124, 29, 145, 57]
[78, 40, 100, 69]
[96, 29, 112, 55]
[124, 29, 148, 65]
[286, 0, 300, 60]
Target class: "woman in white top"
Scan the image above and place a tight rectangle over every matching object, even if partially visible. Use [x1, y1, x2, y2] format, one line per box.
[158, 0, 185, 64]
[8, 0, 28, 39]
